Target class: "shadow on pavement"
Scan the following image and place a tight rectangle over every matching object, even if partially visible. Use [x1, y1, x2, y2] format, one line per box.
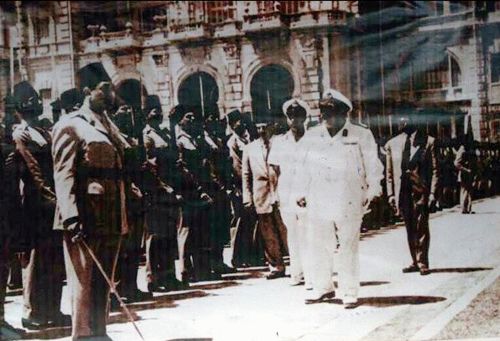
[221, 272, 263, 281]
[429, 267, 492, 273]
[360, 281, 390, 286]
[190, 280, 240, 290]
[322, 295, 446, 307]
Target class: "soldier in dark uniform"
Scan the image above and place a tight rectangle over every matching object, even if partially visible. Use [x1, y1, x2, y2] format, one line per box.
[0, 97, 25, 339]
[110, 103, 152, 302]
[204, 111, 235, 275]
[142, 96, 184, 291]
[52, 67, 130, 338]
[10, 82, 69, 330]
[172, 107, 222, 281]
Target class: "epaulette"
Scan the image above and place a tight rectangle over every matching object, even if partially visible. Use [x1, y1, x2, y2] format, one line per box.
[351, 121, 369, 129]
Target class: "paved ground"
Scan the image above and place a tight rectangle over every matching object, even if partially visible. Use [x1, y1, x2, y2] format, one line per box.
[4, 196, 500, 341]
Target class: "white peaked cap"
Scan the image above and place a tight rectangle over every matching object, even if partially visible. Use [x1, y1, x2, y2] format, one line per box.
[322, 89, 353, 112]
[282, 98, 310, 118]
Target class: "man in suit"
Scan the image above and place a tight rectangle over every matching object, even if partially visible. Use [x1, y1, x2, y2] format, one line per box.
[52, 69, 130, 338]
[297, 89, 383, 306]
[454, 132, 476, 214]
[226, 109, 260, 268]
[11, 81, 69, 329]
[242, 116, 288, 280]
[385, 109, 438, 276]
[268, 99, 311, 287]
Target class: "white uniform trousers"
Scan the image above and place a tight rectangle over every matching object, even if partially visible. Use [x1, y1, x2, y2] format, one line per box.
[280, 208, 310, 285]
[306, 217, 337, 297]
[336, 217, 362, 304]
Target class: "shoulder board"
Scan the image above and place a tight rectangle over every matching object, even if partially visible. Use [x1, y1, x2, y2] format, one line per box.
[351, 121, 368, 129]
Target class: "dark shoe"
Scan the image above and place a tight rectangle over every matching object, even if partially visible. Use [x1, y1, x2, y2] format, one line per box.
[402, 264, 419, 273]
[344, 302, 358, 309]
[420, 267, 430, 276]
[219, 264, 237, 274]
[127, 289, 153, 302]
[164, 278, 189, 291]
[49, 313, 72, 327]
[266, 271, 286, 280]
[22, 317, 49, 330]
[305, 291, 335, 304]
[1, 320, 26, 338]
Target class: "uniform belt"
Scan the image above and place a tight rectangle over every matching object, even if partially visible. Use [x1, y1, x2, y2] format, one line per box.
[81, 167, 123, 180]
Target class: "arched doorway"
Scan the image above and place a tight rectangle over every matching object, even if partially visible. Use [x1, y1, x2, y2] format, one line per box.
[250, 64, 294, 124]
[178, 72, 219, 119]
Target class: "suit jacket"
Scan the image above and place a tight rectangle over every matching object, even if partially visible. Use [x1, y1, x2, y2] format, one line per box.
[12, 121, 56, 243]
[242, 138, 278, 214]
[385, 131, 438, 214]
[52, 99, 130, 236]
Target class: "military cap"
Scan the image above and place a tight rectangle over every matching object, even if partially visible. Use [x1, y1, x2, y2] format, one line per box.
[226, 109, 243, 126]
[282, 98, 309, 119]
[60, 88, 84, 112]
[319, 89, 353, 115]
[144, 95, 162, 115]
[77, 63, 112, 91]
[13, 81, 42, 116]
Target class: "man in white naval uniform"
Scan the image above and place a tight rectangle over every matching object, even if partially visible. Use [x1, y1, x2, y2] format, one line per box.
[297, 89, 383, 307]
[268, 98, 311, 287]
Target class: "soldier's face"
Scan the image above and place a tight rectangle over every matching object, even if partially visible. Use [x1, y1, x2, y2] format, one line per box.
[322, 107, 345, 129]
[231, 119, 245, 136]
[288, 114, 306, 130]
[90, 82, 116, 114]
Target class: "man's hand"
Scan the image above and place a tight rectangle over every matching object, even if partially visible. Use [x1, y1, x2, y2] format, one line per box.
[388, 195, 396, 209]
[428, 193, 436, 209]
[200, 192, 214, 205]
[12, 129, 30, 144]
[244, 201, 254, 211]
[67, 221, 86, 243]
[297, 197, 307, 208]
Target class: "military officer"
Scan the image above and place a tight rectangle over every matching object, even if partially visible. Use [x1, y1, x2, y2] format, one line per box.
[297, 89, 383, 307]
[268, 98, 311, 286]
[173, 107, 222, 281]
[10, 81, 69, 329]
[142, 96, 184, 291]
[52, 68, 130, 338]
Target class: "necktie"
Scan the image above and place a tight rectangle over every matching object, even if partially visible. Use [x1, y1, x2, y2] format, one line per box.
[399, 133, 412, 208]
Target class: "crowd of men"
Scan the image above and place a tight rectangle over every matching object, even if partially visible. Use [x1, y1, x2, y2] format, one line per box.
[0, 65, 499, 340]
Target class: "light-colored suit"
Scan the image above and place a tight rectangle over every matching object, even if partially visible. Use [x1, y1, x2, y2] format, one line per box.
[300, 120, 383, 302]
[242, 138, 287, 271]
[242, 138, 278, 214]
[52, 99, 129, 339]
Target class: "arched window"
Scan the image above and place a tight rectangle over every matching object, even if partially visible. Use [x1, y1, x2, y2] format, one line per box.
[178, 72, 219, 118]
[450, 57, 462, 87]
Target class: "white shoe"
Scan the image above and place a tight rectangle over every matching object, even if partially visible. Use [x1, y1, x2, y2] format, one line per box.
[305, 282, 313, 290]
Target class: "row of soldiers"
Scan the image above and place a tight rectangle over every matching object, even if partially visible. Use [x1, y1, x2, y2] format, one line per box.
[0, 70, 271, 338]
[0, 69, 499, 339]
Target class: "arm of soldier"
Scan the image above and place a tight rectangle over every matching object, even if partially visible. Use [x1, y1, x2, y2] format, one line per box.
[52, 124, 81, 232]
[295, 143, 312, 208]
[241, 146, 253, 209]
[453, 145, 471, 173]
[13, 131, 56, 203]
[362, 129, 384, 202]
[429, 139, 439, 204]
[385, 142, 396, 207]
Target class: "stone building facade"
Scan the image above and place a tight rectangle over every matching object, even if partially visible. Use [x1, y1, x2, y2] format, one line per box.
[0, 1, 498, 142]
